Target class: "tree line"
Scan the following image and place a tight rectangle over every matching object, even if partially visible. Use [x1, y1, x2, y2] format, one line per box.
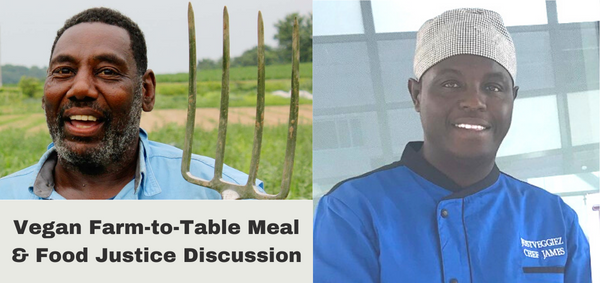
[198, 13, 312, 69]
[1, 65, 46, 85]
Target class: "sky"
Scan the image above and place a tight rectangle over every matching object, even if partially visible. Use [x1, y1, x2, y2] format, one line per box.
[0, 0, 311, 74]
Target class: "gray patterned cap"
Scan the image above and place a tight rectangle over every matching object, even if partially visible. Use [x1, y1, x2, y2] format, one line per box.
[413, 8, 516, 81]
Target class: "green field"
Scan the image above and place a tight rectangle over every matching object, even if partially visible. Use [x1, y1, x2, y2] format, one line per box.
[0, 86, 44, 115]
[155, 62, 312, 82]
[0, 123, 312, 199]
[147, 123, 312, 199]
[154, 78, 312, 109]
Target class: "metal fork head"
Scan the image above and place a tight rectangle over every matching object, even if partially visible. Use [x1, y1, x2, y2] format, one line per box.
[181, 3, 300, 200]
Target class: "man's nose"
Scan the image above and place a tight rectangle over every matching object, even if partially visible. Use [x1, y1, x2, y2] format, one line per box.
[459, 86, 486, 111]
[65, 70, 98, 101]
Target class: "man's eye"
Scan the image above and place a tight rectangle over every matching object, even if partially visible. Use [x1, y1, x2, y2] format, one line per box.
[485, 85, 502, 92]
[53, 67, 73, 75]
[442, 82, 460, 88]
[99, 69, 119, 76]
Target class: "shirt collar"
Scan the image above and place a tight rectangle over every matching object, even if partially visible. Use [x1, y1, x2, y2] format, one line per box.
[401, 141, 500, 199]
[138, 128, 162, 197]
[134, 138, 145, 194]
[30, 129, 151, 199]
[32, 150, 57, 198]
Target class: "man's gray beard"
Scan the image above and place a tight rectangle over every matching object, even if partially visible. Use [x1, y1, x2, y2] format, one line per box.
[47, 80, 143, 175]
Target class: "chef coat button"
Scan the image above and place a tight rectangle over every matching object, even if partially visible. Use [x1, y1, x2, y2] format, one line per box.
[441, 209, 449, 218]
[450, 279, 458, 283]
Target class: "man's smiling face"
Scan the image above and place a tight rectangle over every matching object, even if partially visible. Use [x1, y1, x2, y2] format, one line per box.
[44, 22, 142, 174]
[410, 54, 518, 161]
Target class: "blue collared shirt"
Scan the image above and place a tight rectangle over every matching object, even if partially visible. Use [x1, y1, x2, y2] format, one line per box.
[0, 129, 262, 199]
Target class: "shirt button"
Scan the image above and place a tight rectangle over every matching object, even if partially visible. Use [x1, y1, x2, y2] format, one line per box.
[441, 209, 449, 218]
[450, 279, 458, 283]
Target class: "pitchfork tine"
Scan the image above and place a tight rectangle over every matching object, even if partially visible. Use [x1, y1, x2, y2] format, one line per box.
[214, 6, 230, 181]
[182, 3, 210, 188]
[277, 17, 300, 199]
[247, 11, 265, 186]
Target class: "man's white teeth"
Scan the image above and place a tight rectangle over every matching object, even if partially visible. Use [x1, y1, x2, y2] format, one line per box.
[455, 124, 486, 131]
[75, 125, 92, 129]
[70, 115, 97, 122]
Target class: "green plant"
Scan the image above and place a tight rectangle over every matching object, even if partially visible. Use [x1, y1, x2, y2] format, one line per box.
[18, 76, 41, 98]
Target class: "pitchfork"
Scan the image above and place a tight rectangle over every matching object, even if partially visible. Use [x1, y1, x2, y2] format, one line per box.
[181, 3, 300, 200]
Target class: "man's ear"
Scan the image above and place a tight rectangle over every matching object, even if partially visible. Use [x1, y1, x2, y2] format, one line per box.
[513, 86, 519, 100]
[408, 78, 422, 112]
[141, 69, 156, 112]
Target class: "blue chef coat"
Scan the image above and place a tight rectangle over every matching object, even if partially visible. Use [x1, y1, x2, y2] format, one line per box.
[313, 142, 591, 283]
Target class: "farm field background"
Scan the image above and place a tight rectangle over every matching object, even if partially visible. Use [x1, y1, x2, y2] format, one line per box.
[0, 63, 313, 199]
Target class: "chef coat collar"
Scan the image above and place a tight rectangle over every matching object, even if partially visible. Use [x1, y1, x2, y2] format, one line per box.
[401, 141, 500, 199]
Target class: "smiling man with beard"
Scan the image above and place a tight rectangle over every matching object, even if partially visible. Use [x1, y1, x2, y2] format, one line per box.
[0, 8, 260, 200]
[313, 8, 591, 282]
